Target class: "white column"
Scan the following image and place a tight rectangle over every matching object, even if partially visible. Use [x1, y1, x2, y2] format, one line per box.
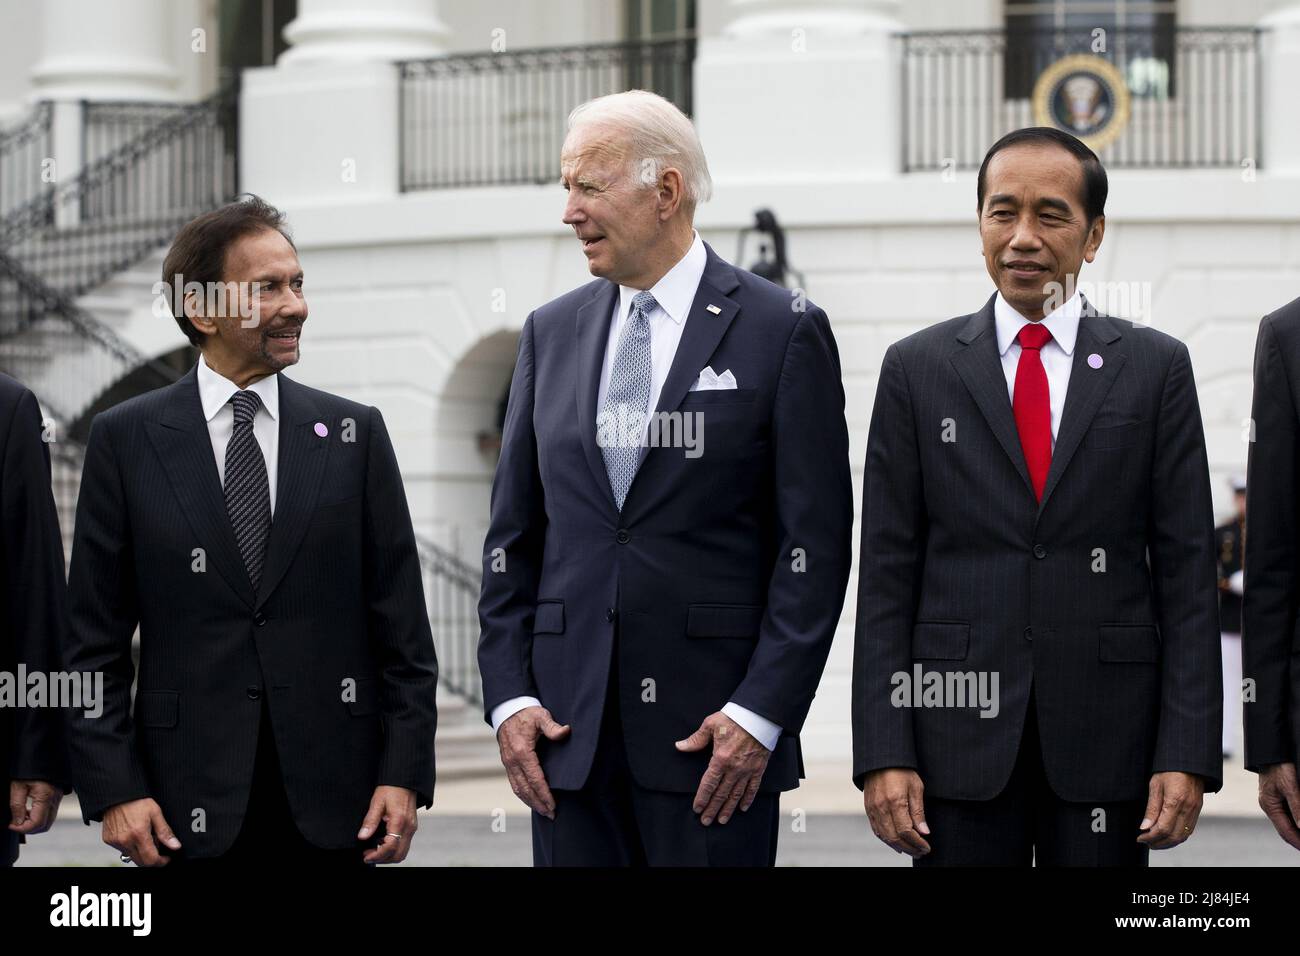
[694, 0, 903, 183]
[1260, 4, 1300, 174]
[29, 0, 178, 101]
[278, 0, 450, 66]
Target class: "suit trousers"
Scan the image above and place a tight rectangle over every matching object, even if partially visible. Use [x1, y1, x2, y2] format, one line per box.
[915, 688, 1150, 867]
[165, 702, 370, 867]
[531, 622, 781, 866]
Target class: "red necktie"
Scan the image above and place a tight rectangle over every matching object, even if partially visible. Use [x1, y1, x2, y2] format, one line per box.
[1013, 323, 1053, 501]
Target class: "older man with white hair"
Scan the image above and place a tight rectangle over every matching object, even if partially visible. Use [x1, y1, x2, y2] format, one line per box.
[477, 90, 853, 866]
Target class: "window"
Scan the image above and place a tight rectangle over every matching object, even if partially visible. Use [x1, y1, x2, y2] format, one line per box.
[1004, 0, 1177, 99]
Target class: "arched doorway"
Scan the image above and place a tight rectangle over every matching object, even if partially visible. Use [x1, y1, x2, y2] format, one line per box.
[427, 328, 520, 567]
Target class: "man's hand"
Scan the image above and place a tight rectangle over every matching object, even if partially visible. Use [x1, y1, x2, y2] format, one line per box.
[102, 798, 180, 866]
[1137, 771, 1204, 849]
[8, 780, 62, 835]
[676, 712, 771, 826]
[358, 785, 418, 864]
[1258, 762, 1300, 850]
[864, 768, 930, 857]
[497, 705, 570, 819]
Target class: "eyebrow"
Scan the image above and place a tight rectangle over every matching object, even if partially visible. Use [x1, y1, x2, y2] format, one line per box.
[251, 272, 303, 283]
[986, 194, 1074, 214]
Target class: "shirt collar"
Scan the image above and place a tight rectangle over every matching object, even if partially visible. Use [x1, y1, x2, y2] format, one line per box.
[196, 352, 280, 424]
[994, 289, 1082, 357]
[616, 230, 706, 326]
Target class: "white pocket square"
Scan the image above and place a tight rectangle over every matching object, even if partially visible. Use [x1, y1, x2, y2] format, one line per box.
[689, 366, 738, 391]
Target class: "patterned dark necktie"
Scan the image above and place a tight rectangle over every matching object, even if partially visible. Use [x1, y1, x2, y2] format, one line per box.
[224, 390, 271, 591]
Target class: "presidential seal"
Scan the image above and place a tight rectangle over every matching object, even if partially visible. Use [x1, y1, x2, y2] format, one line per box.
[1032, 54, 1131, 151]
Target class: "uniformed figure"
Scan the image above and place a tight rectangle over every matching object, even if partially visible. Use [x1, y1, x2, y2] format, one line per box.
[1216, 476, 1246, 759]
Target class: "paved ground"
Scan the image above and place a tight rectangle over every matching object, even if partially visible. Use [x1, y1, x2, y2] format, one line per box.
[14, 757, 1298, 867]
[15, 812, 1298, 867]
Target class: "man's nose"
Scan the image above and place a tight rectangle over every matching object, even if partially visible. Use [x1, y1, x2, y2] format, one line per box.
[282, 292, 308, 320]
[562, 193, 585, 225]
[1009, 215, 1043, 249]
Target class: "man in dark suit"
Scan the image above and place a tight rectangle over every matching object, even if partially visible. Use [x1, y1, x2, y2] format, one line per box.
[478, 90, 853, 866]
[853, 127, 1221, 866]
[2, 373, 70, 865]
[64, 195, 438, 866]
[1243, 297, 1300, 851]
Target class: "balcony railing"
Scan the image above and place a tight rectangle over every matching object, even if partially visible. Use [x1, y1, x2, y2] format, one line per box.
[398, 37, 695, 191]
[0, 102, 52, 222]
[900, 26, 1261, 172]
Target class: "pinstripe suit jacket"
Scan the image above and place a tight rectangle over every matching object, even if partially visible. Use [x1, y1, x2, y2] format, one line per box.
[63, 364, 438, 856]
[1243, 297, 1300, 770]
[0, 374, 71, 865]
[852, 295, 1222, 803]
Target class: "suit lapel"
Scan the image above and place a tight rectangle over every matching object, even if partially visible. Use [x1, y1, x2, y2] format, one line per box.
[1037, 307, 1125, 512]
[147, 366, 256, 608]
[576, 282, 620, 511]
[636, 251, 741, 470]
[254, 373, 329, 607]
[949, 295, 1036, 501]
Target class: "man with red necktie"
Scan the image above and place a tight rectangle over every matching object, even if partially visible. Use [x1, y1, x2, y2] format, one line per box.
[851, 128, 1221, 866]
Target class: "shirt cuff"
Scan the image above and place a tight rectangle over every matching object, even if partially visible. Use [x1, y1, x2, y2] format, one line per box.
[722, 702, 782, 751]
[490, 696, 542, 735]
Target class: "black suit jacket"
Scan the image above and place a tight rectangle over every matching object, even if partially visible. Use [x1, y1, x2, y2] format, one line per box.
[0, 374, 71, 865]
[1243, 298, 1300, 770]
[63, 365, 438, 856]
[478, 244, 853, 794]
[852, 295, 1222, 802]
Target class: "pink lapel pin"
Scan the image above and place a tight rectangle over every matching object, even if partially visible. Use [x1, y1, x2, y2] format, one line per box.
[314, 422, 328, 437]
[1087, 353, 1103, 369]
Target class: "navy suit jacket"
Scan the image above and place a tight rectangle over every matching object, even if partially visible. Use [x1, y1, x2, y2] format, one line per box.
[64, 365, 438, 856]
[478, 243, 854, 794]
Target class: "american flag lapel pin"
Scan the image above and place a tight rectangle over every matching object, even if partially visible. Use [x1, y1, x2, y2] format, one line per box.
[706, 304, 721, 315]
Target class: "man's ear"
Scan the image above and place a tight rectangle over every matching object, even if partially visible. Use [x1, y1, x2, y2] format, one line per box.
[1083, 215, 1105, 263]
[658, 166, 685, 220]
[184, 289, 218, 337]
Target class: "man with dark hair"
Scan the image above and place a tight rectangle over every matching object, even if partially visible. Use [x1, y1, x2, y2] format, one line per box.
[853, 127, 1221, 866]
[64, 195, 439, 866]
[1, 374, 70, 866]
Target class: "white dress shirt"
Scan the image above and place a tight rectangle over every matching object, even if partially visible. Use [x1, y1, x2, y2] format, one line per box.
[490, 231, 783, 751]
[196, 352, 280, 516]
[994, 290, 1083, 447]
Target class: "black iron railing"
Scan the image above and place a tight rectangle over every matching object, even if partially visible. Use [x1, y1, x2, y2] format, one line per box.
[415, 535, 483, 708]
[82, 101, 199, 166]
[399, 37, 696, 191]
[0, 83, 239, 302]
[0, 247, 181, 429]
[0, 102, 53, 223]
[900, 26, 1261, 171]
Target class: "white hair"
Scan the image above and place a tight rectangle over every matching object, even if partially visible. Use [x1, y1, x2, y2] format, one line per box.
[566, 90, 713, 212]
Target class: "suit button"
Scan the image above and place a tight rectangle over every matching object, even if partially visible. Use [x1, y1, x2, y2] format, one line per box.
[246, 686, 261, 700]
[616, 529, 630, 544]
[605, 608, 616, 622]
[253, 612, 267, 626]
[1033, 544, 1047, 559]
[1024, 627, 1033, 643]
